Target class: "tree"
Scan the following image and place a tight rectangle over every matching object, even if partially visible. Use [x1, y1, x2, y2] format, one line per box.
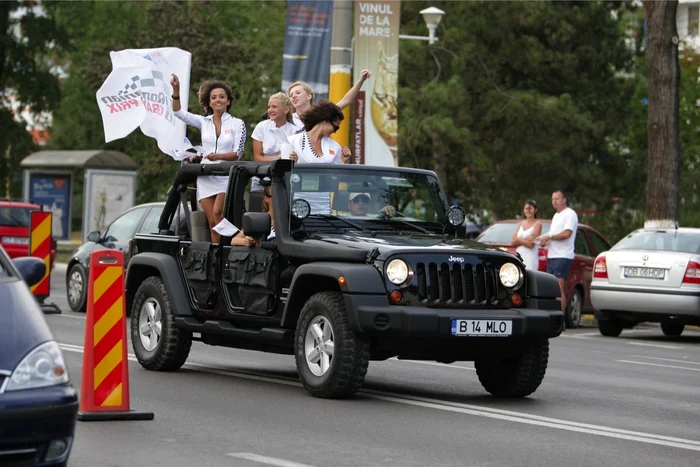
[0, 0, 66, 198]
[643, 0, 681, 228]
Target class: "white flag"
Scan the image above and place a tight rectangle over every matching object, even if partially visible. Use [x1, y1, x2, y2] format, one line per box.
[96, 47, 192, 160]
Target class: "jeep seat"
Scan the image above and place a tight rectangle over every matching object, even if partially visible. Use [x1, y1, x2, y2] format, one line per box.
[190, 211, 211, 242]
[331, 191, 350, 214]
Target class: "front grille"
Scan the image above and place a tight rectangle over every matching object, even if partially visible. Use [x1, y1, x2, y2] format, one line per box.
[416, 261, 499, 306]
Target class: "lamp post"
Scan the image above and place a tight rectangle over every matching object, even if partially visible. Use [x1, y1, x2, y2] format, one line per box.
[399, 7, 446, 44]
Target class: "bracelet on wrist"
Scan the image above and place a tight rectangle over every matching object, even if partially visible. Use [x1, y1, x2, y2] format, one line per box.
[172, 95, 180, 100]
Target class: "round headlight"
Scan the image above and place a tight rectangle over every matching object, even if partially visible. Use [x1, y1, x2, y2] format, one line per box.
[386, 259, 410, 285]
[447, 206, 466, 226]
[291, 199, 311, 220]
[499, 262, 523, 288]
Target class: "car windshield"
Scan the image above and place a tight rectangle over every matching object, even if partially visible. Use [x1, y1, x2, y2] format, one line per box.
[477, 223, 550, 244]
[0, 207, 32, 227]
[611, 230, 700, 254]
[288, 167, 448, 234]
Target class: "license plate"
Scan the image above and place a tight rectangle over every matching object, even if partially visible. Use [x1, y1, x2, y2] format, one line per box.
[624, 267, 665, 279]
[2, 236, 29, 245]
[451, 319, 512, 337]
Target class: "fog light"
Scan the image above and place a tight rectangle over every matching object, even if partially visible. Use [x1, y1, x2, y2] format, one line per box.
[45, 437, 72, 461]
[389, 290, 403, 303]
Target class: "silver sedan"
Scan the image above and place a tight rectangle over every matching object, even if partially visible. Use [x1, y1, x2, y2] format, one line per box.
[590, 227, 700, 337]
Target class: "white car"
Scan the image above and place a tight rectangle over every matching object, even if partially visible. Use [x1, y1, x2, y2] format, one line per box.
[590, 227, 700, 337]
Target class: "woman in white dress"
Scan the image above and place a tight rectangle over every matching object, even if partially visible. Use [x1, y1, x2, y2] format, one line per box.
[287, 101, 352, 164]
[250, 92, 299, 192]
[511, 200, 542, 270]
[287, 70, 372, 129]
[170, 75, 246, 243]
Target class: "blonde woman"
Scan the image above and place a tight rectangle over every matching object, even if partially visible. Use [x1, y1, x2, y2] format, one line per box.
[287, 69, 372, 128]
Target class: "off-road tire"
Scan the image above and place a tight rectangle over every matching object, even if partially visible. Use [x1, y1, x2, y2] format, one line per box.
[66, 263, 87, 313]
[131, 276, 192, 371]
[474, 339, 549, 398]
[565, 288, 583, 329]
[295, 291, 370, 399]
[661, 322, 685, 337]
[598, 317, 623, 337]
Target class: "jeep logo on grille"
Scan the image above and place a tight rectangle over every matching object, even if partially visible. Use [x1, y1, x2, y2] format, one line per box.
[448, 256, 465, 263]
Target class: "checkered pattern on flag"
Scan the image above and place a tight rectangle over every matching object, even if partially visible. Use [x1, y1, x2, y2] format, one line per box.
[96, 47, 192, 160]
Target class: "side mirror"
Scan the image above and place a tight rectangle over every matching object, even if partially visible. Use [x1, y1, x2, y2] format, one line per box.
[87, 231, 101, 242]
[242, 212, 271, 243]
[13, 257, 46, 288]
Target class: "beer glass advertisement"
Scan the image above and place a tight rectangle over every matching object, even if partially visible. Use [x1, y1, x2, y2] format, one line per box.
[353, 0, 401, 167]
[83, 169, 136, 241]
[25, 172, 72, 240]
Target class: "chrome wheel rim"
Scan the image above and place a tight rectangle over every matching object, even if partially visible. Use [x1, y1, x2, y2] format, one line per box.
[304, 316, 335, 377]
[569, 291, 582, 324]
[139, 298, 162, 351]
[68, 270, 83, 305]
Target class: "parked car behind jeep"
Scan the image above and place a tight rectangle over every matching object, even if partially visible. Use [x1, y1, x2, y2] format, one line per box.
[125, 161, 564, 400]
[477, 219, 611, 328]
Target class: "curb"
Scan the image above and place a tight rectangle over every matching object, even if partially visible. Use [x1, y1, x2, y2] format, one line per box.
[54, 262, 68, 273]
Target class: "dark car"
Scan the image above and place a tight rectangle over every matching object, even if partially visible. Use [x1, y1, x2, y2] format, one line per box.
[477, 219, 611, 328]
[0, 246, 78, 465]
[0, 200, 56, 267]
[125, 161, 563, 400]
[65, 202, 166, 313]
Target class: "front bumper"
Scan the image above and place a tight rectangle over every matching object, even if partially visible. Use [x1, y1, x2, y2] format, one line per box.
[0, 384, 78, 466]
[591, 284, 700, 317]
[345, 294, 564, 339]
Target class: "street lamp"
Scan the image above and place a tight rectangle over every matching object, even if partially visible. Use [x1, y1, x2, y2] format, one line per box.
[399, 6, 446, 45]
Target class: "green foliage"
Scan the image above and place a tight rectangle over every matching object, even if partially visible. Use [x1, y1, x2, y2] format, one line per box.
[48, 0, 285, 202]
[0, 0, 66, 198]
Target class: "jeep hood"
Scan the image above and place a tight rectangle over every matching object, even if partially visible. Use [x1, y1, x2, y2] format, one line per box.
[308, 232, 514, 259]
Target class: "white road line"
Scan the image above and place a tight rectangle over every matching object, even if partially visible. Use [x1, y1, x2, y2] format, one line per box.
[57, 342, 700, 452]
[616, 360, 700, 372]
[53, 313, 86, 320]
[627, 342, 682, 349]
[390, 358, 475, 371]
[227, 452, 315, 467]
[631, 356, 700, 366]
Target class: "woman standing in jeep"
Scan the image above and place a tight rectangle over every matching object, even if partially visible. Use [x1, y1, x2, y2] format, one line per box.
[170, 74, 246, 243]
[287, 101, 351, 164]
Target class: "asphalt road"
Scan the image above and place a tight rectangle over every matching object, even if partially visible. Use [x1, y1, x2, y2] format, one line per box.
[44, 266, 700, 467]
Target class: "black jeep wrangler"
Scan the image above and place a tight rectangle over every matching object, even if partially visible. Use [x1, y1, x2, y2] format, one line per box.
[125, 160, 563, 399]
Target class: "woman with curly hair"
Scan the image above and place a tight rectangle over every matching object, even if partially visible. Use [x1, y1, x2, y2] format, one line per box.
[170, 74, 246, 243]
[287, 100, 351, 164]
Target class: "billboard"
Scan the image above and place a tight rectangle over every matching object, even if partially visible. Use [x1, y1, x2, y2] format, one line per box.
[23, 171, 72, 240]
[282, 0, 334, 99]
[353, 1, 401, 167]
[82, 169, 136, 241]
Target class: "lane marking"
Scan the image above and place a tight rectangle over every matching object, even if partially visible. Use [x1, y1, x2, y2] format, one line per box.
[57, 342, 700, 453]
[631, 356, 700, 366]
[53, 314, 86, 320]
[390, 358, 475, 371]
[227, 452, 315, 467]
[627, 342, 682, 350]
[616, 360, 700, 373]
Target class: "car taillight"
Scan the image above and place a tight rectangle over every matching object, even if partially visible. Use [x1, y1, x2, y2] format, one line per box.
[683, 261, 700, 284]
[593, 254, 608, 279]
[538, 248, 547, 272]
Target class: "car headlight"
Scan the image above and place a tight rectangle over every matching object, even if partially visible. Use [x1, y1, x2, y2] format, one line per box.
[499, 263, 523, 288]
[386, 259, 410, 285]
[6, 341, 69, 391]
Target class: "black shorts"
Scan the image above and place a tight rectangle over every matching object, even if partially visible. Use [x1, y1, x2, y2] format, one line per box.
[546, 258, 572, 279]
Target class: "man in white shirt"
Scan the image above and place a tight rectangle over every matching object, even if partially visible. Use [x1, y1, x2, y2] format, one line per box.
[539, 190, 578, 315]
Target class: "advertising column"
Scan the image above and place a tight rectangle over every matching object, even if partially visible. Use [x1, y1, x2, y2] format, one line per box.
[353, 1, 401, 167]
[282, 1, 334, 100]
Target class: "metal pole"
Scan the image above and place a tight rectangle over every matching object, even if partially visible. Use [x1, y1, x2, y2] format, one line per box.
[329, 0, 354, 148]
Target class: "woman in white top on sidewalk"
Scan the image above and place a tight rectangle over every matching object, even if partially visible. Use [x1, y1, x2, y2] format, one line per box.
[511, 199, 542, 270]
[170, 75, 246, 243]
[287, 70, 372, 129]
[250, 92, 299, 191]
[287, 101, 351, 164]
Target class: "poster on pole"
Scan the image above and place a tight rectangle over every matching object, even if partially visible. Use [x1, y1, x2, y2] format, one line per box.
[82, 170, 136, 241]
[96, 47, 192, 160]
[282, 0, 334, 99]
[353, 1, 401, 167]
[23, 171, 72, 240]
